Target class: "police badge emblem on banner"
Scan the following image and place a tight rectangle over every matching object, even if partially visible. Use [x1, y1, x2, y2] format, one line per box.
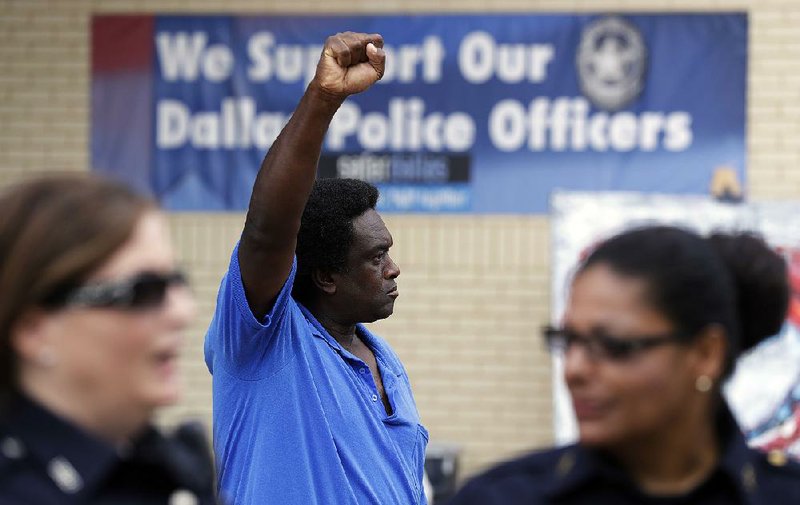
[577, 17, 647, 111]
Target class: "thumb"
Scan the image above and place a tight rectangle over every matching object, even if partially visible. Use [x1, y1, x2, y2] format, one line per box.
[366, 42, 386, 80]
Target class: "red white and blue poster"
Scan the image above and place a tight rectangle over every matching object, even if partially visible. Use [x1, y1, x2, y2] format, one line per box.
[91, 14, 746, 213]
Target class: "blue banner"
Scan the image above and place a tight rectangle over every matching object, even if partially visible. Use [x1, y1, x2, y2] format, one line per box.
[92, 13, 747, 213]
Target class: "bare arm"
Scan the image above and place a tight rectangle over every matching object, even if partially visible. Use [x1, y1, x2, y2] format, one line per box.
[239, 32, 385, 320]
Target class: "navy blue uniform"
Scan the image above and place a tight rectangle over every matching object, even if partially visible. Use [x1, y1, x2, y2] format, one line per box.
[448, 406, 800, 505]
[0, 394, 218, 505]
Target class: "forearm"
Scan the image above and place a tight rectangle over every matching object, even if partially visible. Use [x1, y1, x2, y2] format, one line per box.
[237, 83, 342, 319]
[243, 82, 344, 247]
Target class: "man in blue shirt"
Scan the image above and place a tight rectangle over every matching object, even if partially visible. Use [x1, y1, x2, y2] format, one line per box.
[204, 32, 428, 504]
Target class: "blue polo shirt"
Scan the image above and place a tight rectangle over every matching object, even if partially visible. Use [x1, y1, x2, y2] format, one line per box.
[204, 245, 428, 505]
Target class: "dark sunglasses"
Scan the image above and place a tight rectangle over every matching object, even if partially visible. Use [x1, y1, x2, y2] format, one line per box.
[542, 325, 685, 361]
[55, 270, 188, 310]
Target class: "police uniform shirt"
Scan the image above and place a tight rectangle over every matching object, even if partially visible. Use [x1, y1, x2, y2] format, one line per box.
[448, 404, 800, 505]
[0, 394, 218, 505]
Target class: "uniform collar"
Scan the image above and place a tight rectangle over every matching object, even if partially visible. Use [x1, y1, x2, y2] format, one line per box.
[716, 402, 763, 504]
[1, 394, 214, 499]
[2, 393, 120, 496]
[544, 402, 764, 504]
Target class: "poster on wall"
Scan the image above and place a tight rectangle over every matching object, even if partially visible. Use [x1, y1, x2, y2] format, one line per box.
[91, 13, 746, 213]
[550, 191, 800, 459]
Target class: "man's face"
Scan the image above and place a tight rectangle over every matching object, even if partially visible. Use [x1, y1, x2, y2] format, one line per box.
[331, 208, 400, 323]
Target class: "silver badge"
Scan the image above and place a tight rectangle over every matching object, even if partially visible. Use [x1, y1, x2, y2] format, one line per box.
[0, 437, 25, 459]
[576, 17, 647, 111]
[170, 489, 199, 505]
[47, 456, 83, 493]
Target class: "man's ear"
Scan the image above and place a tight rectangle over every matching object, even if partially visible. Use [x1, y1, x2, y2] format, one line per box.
[311, 267, 337, 295]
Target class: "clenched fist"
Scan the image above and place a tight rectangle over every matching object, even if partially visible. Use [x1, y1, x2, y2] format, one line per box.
[311, 32, 385, 100]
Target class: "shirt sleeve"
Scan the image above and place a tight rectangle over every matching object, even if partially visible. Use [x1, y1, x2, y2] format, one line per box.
[204, 242, 298, 380]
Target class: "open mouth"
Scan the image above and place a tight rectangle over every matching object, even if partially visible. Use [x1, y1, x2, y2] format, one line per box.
[153, 348, 180, 375]
[572, 398, 609, 420]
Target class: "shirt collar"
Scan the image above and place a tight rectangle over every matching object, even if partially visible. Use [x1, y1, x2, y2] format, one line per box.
[3, 393, 120, 496]
[297, 303, 401, 378]
[541, 444, 597, 498]
[544, 403, 764, 504]
[5, 394, 215, 494]
[716, 402, 763, 504]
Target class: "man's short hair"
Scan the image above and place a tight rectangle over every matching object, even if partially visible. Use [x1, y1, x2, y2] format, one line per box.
[292, 178, 379, 304]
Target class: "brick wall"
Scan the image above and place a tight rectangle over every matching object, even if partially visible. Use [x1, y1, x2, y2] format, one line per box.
[2, 0, 799, 483]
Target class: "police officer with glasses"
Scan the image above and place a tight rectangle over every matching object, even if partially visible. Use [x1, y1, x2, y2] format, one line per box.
[0, 175, 217, 504]
[449, 226, 800, 505]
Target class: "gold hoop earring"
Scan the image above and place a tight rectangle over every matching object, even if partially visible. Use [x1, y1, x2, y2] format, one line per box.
[695, 375, 713, 393]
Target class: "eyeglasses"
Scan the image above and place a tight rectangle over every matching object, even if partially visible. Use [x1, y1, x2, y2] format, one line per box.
[542, 325, 685, 361]
[54, 270, 187, 311]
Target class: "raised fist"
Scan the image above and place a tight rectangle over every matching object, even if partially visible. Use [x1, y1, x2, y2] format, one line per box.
[312, 32, 385, 99]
